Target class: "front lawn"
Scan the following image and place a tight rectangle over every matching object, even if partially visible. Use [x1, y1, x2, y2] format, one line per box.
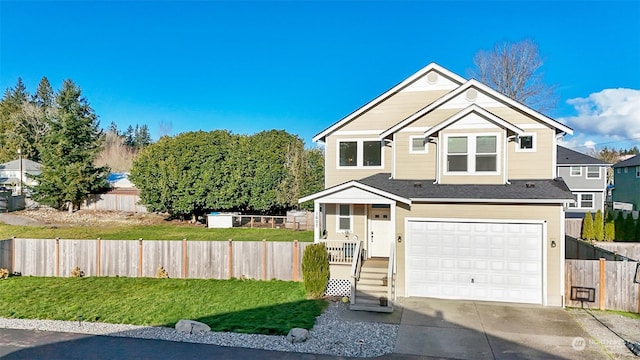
[0, 277, 327, 335]
[0, 224, 313, 242]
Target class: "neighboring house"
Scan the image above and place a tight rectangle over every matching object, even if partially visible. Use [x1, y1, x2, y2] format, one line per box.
[0, 159, 42, 195]
[556, 146, 610, 217]
[300, 63, 574, 310]
[612, 154, 640, 210]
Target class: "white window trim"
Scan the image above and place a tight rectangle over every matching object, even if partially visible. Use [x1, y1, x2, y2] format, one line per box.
[336, 138, 384, 169]
[586, 166, 601, 179]
[409, 135, 428, 154]
[443, 132, 501, 176]
[616, 168, 621, 174]
[570, 166, 582, 177]
[336, 204, 353, 232]
[624, 167, 628, 173]
[636, 166, 640, 178]
[515, 133, 537, 152]
[569, 192, 595, 209]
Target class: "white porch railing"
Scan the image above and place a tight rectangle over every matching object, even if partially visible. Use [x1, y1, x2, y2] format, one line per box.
[387, 242, 396, 302]
[320, 240, 359, 264]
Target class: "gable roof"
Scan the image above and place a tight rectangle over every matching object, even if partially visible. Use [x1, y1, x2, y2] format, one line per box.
[358, 173, 574, 203]
[423, 104, 524, 138]
[298, 180, 411, 205]
[312, 63, 466, 143]
[613, 154, 640, 168]
[0, 159, 42, 172]
[556, 146, 610, 166]
[380, 79, 573, 138]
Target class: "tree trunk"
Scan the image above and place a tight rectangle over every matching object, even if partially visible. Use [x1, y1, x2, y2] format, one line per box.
[68, 202, 74, 214]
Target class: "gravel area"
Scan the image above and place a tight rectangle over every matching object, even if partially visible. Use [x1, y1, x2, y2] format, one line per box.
[568, 308, 640, 359]
[0, 301, 398, 358]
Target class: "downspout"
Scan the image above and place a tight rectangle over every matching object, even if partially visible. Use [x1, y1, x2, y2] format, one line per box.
[506, 135, 516, 184]
[430, 136, 439, 184]
[391, 134, 396, 179]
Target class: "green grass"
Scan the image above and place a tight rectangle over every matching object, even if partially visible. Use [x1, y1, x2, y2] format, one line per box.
[0, 277, 327, 335]
[602, 309, 640, 320]
[0, 224, 313, 242]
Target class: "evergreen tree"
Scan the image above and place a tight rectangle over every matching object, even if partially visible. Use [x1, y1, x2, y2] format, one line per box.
[124, 125, 134, 146]
[635, 216, 640, 241]
[0, 78, 30, 162]
[604, 221, 615, 242]
[133, 124, 152, 148]
[31, 77, 54, 108]
[581, 212, 595, 241]
[614, 211, 624, 241]
[31, 79, 109, 212]
[108, 121, 119, 135]
[593, 210, 604, 241]
[622, 213, 636, 242]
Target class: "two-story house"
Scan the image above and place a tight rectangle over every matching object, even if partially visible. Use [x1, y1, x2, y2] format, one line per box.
[556, 146, 610, 217]
[0, 158, 42, 195]
[612, 154, 640, 210]
[300, 63, 574, 310]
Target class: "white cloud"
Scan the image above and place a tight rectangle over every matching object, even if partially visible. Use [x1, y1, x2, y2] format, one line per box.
[559, 88, 640, 141]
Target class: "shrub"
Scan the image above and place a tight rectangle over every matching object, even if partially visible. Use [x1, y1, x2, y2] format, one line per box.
[156, 266, 169, 279]
[594, 210, 604, 241]
[70, 266, 84, 278]
[614, 211, 624, 241]
[301, 243, 329, 299]
[0, 268, 8, 279]
[581, 212, 594, 241]
[604, 221, 615, 242]
[622, 213, 636, 242]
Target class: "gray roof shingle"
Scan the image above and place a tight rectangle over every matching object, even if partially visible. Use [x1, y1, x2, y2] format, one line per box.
[557, 146, 610, 165]
[613, 154, 640, 168]
[357, 173, 574, 202]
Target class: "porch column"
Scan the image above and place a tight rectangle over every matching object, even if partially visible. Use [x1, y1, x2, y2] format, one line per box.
[313, 201, 320, 243]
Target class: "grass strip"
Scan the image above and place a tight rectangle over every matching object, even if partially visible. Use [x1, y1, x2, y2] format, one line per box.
[0, 277, 326, 335]
[0, 224, 313, 242]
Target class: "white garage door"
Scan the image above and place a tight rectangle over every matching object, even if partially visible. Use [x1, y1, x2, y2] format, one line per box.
[406, 220, 543, 304]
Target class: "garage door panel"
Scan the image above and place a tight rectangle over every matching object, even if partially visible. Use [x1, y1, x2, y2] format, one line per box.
[407, 220, 543, 304]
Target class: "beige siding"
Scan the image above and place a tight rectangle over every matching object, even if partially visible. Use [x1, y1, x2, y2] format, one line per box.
[338, 90, 450, 132]
[394, 203, 563, 306]
[508, 128, 556, 179]
[411, 108, 461, 128]
[325, 204, 367, 243]
[394, 132, 437, 179]
[325, 136, 392, 187]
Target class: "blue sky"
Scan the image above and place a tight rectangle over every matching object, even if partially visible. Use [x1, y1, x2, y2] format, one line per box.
[2, 1, 639, 152]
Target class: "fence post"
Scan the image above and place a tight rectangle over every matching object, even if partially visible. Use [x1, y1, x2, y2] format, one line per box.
[138, 238, 143, 277]
[293, 240, 299, 281]
[55, 237, 60, 277]
[599, 258, 606, 310]
[228, 239, 233, 279]
[96, 238, 101, 277]
[262, 239, 267, 280]
[271, 217, 274, 229]
[11, 237, 15, 274]
[182, 238, 187, 278]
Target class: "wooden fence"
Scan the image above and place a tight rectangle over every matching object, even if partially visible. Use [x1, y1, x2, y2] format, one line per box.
[565, 236, 635, 261]
[81, 191, 147, 213]
[565, 218, 582, 239]
[1, 238, 311, 281]
[565, 259, 639, 313]
[593, 242, 640, 261]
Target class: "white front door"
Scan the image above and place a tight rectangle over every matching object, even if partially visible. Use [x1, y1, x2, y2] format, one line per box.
[369, 208, 392, 257]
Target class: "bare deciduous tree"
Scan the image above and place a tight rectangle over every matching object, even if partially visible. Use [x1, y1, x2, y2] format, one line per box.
[469, 39, 557, 112]
[95, 130, 137, 172]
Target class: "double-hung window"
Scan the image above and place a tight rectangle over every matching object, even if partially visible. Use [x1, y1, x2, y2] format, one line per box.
[409, 136, 428, 153]
[337, 204, 352, 231]
[446, 134, 498, 174]
[636, 166, 640, 178]
[337, 139, 382, 168]
[570, 166, 582, 176]
[569, 193, 594, 209]
[586, 166, 600, 179]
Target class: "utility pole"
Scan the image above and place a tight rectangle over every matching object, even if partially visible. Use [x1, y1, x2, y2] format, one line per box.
[17, 148, 22, 195]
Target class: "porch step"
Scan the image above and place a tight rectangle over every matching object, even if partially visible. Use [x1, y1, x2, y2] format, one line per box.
[350, 298, 394, 313]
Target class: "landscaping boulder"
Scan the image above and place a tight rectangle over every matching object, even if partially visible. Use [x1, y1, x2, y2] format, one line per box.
[175, 319, 211, 335]
[286, 328, 309, 343]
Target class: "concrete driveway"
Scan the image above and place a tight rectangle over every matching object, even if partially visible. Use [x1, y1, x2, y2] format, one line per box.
[393, 298, 609, 360]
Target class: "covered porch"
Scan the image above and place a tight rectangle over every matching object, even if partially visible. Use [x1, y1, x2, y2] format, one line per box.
[299, 181, 409, 312]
